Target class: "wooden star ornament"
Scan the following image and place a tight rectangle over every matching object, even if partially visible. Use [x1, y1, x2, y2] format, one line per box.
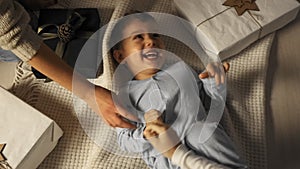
[223, 0, 260, 16]
[0, 143, 6, 162]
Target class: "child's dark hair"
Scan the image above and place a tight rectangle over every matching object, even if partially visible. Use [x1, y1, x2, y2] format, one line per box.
[109, 11, 157, 57]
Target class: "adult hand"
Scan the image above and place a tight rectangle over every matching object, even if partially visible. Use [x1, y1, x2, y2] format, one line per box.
[87, 86, 137, 129]
[31, 44, 136, 129]
[199, 62, 230, 85]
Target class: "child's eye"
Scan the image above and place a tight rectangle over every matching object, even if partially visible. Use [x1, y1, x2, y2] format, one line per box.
[152, 33, 160, 38]
[133, 34, 143, 39]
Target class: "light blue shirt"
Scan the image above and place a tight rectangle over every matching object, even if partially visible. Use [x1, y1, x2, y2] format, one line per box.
[115, 62, 247, 169]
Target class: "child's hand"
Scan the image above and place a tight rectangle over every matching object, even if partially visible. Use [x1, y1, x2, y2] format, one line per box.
[199, 62, 230, 85]
[143, 110, 181, 159]
[144, 123, 179, 158]
[143, 110, 166, 138]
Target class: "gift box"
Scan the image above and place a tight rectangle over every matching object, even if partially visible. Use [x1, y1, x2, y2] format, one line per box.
[173, 0, 300, 60]
[32, 8, 101, 80]
[0, 87, 63, 169]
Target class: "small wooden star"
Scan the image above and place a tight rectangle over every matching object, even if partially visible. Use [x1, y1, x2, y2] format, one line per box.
[0, 143, 6, 162]
[223, 0, 260, 16]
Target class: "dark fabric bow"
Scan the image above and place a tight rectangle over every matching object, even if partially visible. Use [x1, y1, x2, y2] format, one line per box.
[38, 10, 89, 58]
[31, 9, 100, 81]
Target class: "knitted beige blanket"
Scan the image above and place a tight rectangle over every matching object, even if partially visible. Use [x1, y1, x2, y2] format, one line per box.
[10, 0, 275, 168]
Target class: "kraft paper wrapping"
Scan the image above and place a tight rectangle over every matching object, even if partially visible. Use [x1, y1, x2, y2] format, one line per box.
[0, 87, 63, 169]
[174, 0, 300, 60]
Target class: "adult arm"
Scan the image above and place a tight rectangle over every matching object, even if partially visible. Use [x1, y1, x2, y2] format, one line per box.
[0, 0, 135, 128]
[0, 0, 41, 61]
[29, 43, 136, 128]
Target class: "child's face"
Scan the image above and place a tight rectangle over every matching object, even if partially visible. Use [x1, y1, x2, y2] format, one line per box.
[113, 18, 166, 80]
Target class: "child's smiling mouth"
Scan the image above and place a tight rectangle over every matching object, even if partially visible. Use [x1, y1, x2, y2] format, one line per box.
[142, 49, 160, 60]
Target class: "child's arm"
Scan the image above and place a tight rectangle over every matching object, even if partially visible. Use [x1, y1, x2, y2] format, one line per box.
[198, 62, 229, 114]
[143, 111, 230, 169]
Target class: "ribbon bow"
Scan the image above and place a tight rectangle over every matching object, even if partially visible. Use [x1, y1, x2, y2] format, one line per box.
[223, 0, 260, 16]
[38, 10, 88, 58]
[37, 10, 95, 82]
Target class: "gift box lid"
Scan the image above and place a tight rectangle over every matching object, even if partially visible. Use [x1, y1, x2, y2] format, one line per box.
[174, 0, 229, 26]
[174, 0, 300, 59]
[249, 0, 300, 37]
[0, 87, 63, 169]
[174, 0, 300, 28]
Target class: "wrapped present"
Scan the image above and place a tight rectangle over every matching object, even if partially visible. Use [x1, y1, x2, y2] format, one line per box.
[32, 8, 101, 81]
[0, 87, 63, 169]
[174, 0, 300, 60]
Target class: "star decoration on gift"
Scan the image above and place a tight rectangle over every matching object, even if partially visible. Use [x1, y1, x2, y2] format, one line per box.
[223, 0, 260, 16]
[0, 143, 6, 162]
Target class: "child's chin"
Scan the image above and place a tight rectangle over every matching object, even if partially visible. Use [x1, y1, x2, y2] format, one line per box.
[141, 68, 161, 74]
[146, 62, 164, 69]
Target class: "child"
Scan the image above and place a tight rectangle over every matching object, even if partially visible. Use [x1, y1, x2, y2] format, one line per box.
[110, 12, 247, 169]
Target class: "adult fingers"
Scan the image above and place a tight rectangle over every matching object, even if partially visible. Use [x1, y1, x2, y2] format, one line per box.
[94, 87, 137, 128]
[115, 104, 139, 122]
[106, 113, 136, 129]
[99, 106, 136, 129]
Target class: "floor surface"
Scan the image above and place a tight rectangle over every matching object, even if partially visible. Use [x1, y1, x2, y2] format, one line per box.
[0, 9, 300, 169]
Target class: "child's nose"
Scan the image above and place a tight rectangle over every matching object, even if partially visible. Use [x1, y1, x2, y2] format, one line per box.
[144, 35, 156, 48]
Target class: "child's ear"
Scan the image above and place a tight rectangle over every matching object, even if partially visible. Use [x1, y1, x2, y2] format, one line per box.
[113, 50, 124, 63]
